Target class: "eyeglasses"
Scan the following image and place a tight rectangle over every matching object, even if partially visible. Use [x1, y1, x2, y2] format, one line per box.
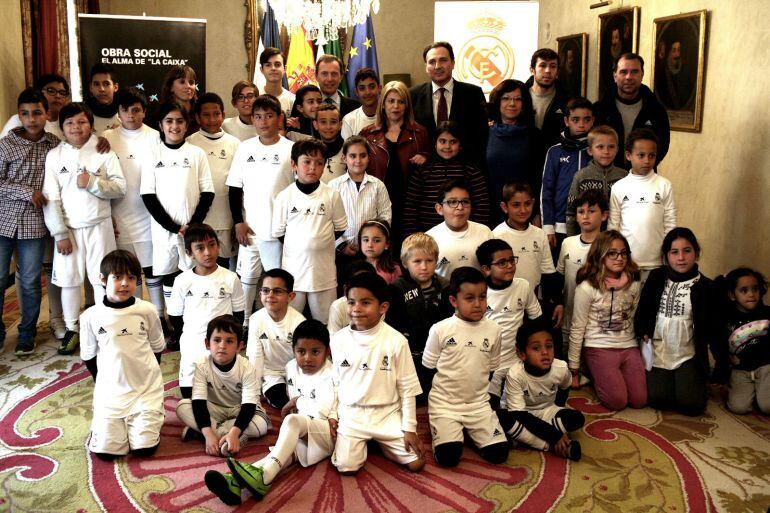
[44, 87, 69, 97]
[259, 287, 289, 296]
[442, 199, 471, 209]
[491, 256, 518, 267]
[606, 250, 629, 260]
[236, 93, 256, 102]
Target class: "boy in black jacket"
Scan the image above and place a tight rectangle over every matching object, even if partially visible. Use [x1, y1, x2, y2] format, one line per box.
[386, 232, 453, 401]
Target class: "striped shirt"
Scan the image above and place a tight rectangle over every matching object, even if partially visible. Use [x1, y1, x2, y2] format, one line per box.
[327, 172, 392, 246]
[403, 156, 490, 234]
[0, 128, 61, 239]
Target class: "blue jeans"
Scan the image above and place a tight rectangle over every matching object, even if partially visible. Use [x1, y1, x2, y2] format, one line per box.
[0, 235, 46, 341]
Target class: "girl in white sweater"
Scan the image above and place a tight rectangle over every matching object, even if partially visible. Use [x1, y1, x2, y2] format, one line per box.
[568, 230, 646, 410]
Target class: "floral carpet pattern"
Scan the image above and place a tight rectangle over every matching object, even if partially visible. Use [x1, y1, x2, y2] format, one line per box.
[0, 293, 769, 512]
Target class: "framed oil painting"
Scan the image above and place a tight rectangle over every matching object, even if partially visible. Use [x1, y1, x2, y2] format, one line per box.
[652, 10, 708, 132]
[597, 7, 640, 100]
[557, 33, 587, 98]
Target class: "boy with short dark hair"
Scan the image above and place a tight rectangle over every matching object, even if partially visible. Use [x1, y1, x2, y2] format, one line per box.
[188, 92, 240, 266]
[426, 178, 492, 281]
[341, 67, 380, 138]
[477, 239, 542, 408]
[387, 232, 453, 398]
[558, 190, 608, 351]
[608, 128, 676, 277]
[247, 267, 305, 409]
[2, 74, 70, 140]
[331, 272, 425, 473]
[423, 266, 509, 467]
[540, 97, 594, 259]
[565, 125, 627, 235]
[227, 94, 294, 328]
[86, 63, 121, 134]
[222, 80, 259, 141]
[497, 320, 585, 460]
[103, 88, 164, 316]
[43, 102, 126, 355]
[313, 104, 345, 183]
[80, 249, 165, 460]
[167, 224, 245, 399]
[259, 47, 295, 119]
[272, 138, 348, 323]
[0, 88, 61, 354]
[175, 314, 269, 457]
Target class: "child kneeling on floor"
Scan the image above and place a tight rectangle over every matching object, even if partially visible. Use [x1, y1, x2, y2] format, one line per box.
[206, 319, 336, 505]
[176, 315, 269, 457]
[80, 250, 165, 460]
[497, 319, 584, 460]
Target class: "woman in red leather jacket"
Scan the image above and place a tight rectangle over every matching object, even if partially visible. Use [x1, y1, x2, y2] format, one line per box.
[360, 81, 430, 244]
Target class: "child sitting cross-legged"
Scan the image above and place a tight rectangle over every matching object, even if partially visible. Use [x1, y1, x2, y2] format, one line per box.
[205, 319, 336, 505]
[496, 319, 585, 461]
[423, 267, 510, 467]
[176, 315, 269, 458]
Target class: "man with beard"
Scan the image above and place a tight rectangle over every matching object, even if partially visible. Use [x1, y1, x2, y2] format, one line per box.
[656, 40, 694, 110]
[526, 49, 570, 148]
[594, 53, 670, 169]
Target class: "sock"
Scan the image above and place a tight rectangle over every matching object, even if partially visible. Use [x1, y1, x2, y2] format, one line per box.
[259, 414, 308, 484]
[146, 276, 165, 316]
[242, 282, 257, 325]
[506, 422, 549, 451]
[45, 265, 63, 323]
[61, 286, 81, 332]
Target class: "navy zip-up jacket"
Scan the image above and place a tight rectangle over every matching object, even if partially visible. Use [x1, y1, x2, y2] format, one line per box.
[540, 131, 590, 235]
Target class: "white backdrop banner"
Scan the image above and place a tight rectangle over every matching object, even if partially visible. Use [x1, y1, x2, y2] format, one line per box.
[434, 1, 539, 96]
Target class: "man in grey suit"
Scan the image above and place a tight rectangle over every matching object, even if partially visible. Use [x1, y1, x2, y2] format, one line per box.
[409, 42, 489, 167]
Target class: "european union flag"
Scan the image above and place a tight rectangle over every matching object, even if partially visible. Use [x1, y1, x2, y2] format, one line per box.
[346, 15, 379, 100]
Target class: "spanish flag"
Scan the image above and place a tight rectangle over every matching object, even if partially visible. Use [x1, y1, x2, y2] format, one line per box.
[286, 27, 318, 93]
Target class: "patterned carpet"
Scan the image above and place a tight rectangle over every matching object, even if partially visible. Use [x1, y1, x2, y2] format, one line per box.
[1, 289, 769, 512]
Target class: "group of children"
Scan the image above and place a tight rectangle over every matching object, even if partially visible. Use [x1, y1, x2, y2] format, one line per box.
[1, 46, 767, 508]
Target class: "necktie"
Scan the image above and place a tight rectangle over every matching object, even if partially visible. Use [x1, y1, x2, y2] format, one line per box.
[324, 97, 335, 105]
[437, 87, 448, 125]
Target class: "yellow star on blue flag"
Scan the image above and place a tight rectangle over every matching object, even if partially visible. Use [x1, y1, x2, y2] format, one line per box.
[346, 15, 379, 100]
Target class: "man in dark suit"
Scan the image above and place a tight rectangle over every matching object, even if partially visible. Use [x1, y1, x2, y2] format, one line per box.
[409, 42, 489, 167]
[316, 55, 361, 117]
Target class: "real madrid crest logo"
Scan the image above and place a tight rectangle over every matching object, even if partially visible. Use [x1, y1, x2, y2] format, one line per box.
[458, 14, 514, 94]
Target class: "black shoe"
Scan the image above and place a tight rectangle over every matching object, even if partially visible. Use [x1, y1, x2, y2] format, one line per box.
[15, 338, 35, 356]
[165, 337, 180, 352]
[181, 426, 205, 442]
[568, 440, 582, 461]
[57, 330, 79, 355]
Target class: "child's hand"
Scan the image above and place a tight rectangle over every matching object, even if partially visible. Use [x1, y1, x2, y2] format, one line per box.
[112, 217, 120, 239]
[77, 167, 91, 188]
[29, 191, 48, 209]
[552, 305, 564, 329]
[547, 234, 557, 248]
[179, 224, 189, 236]
[403, 431, 423, 459]
[222, 428, 242, 455]
[235, 222, 254, 246]
[202, 429, 220, 457]
[328, 418, 338, 441]
[56, 238, 73, 255]
[343, 244, 357, 256]
[280, 397, 298, 418]
[286, 116, 300, 129]
[551, 434, 571, 458]
[96, 136, 111, 154]
[570, 371, 581, 390]
[409, 154, 427, 166]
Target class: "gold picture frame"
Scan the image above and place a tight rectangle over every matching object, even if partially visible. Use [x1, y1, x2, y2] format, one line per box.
[597, 6, 640, 100]
[651, 10, 708, 132]
[556, 33, 588, 98]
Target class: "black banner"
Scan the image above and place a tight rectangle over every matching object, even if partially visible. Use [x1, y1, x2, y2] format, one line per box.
[78, 14, 206, 105]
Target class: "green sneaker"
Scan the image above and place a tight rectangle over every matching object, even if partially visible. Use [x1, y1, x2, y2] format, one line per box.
[57, 330, 79, 355]
[227, 458, 270, 499]
[204, 470, 242, 506]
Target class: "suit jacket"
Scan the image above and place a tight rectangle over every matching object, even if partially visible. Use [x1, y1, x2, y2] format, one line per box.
[339, 94, 362, 118]
[409, 80, 489, 167]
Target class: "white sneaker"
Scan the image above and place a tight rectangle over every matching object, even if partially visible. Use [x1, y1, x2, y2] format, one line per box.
[220, 435, 249, 457]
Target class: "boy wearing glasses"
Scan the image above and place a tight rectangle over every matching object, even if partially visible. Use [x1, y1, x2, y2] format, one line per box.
[477, 239, 542, 408]
[608, 128, 676, 283]
[246, 268, 305, 409]
[222, 81, 258, 141]
[426, 178, 492, 281]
